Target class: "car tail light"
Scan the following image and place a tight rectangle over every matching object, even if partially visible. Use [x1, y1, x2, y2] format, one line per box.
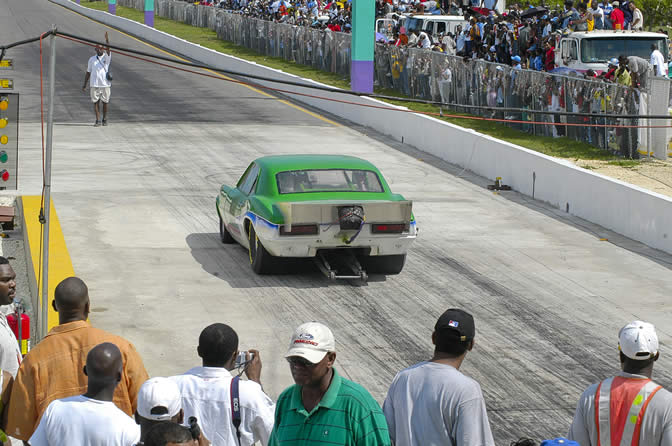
[371, 223, 406, 234]
[280, 224, 319, 236]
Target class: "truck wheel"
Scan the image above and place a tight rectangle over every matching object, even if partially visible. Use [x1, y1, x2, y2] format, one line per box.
[362, 254, 406, 275]
[219, 215, 235, 244]
[248, 225, 277, 274]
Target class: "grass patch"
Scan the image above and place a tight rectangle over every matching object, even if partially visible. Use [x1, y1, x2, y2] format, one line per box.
[607, 159, 641, 168]
[80, 0, 622, 161]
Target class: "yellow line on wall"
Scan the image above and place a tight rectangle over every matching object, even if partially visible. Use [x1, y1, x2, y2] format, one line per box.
[21, 196, 75, 331]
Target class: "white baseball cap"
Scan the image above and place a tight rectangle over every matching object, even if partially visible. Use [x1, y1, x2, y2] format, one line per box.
[137, 377, 182, 421]
[619, 321, 659, 361]
[285, 322, 336, 364]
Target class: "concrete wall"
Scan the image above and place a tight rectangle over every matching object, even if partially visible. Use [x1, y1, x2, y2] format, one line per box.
[52, 0, 672, 255]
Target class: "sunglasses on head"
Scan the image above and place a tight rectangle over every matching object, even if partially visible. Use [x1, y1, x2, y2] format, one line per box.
[286, 356, 318, 367]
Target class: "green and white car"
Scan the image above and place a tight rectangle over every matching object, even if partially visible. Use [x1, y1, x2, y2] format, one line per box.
[216, 155, 417, 279]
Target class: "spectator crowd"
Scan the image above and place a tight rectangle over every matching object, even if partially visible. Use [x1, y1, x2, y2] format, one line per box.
[0, 255, 669, 445]
[185, 0, 672, 84]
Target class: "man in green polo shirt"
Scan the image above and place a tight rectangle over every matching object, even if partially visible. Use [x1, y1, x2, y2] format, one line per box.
[269, 322, 391, 446]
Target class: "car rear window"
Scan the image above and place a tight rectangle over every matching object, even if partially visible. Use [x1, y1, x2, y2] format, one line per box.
[276, 169, 384, 194]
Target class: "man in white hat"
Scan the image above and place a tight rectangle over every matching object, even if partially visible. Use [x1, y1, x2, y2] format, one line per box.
[268, 322, 391, 446]
[135, 377, 186, 444]
[568, 321, 672, 446]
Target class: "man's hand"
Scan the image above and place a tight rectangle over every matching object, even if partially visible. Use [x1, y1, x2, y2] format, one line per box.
[244, 349, 262, 385]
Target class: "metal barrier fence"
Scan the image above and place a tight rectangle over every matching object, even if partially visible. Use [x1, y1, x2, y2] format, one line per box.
[116, 0, 667, 158]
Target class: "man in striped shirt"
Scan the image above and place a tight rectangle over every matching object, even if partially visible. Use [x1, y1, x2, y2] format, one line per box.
[269, 322, 390, 446]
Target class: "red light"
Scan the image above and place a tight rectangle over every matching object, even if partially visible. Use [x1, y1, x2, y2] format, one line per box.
[371, 223, 406, 234]
[279, 224, 318, 236]
[0, 170, 8, 182]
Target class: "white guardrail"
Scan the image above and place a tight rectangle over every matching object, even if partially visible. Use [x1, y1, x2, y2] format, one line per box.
[52, 0, 672, 255]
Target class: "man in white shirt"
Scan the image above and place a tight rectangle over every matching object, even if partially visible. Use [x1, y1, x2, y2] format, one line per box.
[29, 342, 141, 446]
[650, 44, 666, 77]
[0, 256, 22, 378]
[628, 2, 643, 31]
[417, 32, 431, 49]
[171, 324, 274, 446]
[383, 309, 495, 446]
[82, 32, 112, 127]
[568, 321, 672, 446]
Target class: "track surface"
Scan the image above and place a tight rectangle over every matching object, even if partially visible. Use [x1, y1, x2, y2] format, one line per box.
[3, 0, 672, 443]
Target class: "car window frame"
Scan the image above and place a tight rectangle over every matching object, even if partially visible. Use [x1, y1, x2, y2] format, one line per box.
[239, 163, 261, 196]
[275, 168, 385, 195]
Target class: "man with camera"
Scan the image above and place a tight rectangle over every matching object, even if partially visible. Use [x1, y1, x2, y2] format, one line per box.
[170, 323, 275, 446]
[82, 32, 112, 127]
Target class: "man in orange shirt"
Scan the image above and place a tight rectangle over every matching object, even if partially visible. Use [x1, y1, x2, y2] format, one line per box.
[5, 277, 149, 441]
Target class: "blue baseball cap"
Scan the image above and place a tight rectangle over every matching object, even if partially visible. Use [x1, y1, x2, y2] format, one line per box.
[512, 55, 521, 62]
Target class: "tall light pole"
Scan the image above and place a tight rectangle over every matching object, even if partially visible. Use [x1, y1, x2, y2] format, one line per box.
[41, 26, 57, 339]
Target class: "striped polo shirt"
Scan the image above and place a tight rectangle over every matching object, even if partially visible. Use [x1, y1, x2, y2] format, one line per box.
[269, 368, 391, 446]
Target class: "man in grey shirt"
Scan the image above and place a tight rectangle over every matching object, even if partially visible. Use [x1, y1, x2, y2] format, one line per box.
[619, 55, 651, 88]
[383, 309, 495, 446]
[568, 321, 672, 446]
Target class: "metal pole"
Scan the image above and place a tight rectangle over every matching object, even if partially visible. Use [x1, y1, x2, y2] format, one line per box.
[41, 27, 56, 340]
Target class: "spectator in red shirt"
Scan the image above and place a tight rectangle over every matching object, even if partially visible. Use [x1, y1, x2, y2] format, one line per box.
[610, 1, 624, 30]
[544, 42, 555, 72]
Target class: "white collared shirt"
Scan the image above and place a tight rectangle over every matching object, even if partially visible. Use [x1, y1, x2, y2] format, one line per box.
[0, 312, 21, 377]
[170, 366, 275, 446]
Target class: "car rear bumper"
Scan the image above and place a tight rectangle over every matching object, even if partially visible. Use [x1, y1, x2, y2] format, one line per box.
[255, 219, 417, 257]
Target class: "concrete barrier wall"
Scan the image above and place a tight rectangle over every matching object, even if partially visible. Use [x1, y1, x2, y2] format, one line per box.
[53, 0, 672, 254]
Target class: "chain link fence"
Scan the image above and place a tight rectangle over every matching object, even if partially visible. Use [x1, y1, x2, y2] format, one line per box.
[116, 0, 672, 158]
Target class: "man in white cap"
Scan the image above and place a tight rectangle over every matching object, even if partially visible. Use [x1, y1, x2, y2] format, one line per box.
[135, 377, 187, 444]
[268, 322, 391, 446]
[568, 321, 672, 446]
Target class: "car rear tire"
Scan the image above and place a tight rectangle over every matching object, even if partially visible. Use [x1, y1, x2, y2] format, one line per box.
[219, 215, 235, 244]
[248, 224, 278, 274]
[362, 254, 406, 275]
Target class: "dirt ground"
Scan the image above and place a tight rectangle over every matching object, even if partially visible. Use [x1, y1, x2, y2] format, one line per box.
[573, 158, 672, 198]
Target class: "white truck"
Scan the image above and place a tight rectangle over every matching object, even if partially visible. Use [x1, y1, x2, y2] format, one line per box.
[555, 30, 670, 75]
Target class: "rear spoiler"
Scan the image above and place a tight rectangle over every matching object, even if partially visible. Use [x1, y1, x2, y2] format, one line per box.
[276, 201, 413, 228]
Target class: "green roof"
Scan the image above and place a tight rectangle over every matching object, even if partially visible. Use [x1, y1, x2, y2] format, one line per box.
[254, 155, 380, 174]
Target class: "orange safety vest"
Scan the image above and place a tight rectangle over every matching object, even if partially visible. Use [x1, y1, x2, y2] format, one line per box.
[594, 377, 663, 446]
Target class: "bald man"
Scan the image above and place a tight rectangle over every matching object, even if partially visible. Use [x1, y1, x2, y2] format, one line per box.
[6, 277, 148, 441]
[29, 343, 140, 445]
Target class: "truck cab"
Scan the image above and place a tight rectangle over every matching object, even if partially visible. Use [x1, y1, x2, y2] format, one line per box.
[555, 30, 670, 74]
[402, 15, 468, 37]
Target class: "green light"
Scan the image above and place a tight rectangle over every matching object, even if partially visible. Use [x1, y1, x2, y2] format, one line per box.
[0, 151, 7, 163]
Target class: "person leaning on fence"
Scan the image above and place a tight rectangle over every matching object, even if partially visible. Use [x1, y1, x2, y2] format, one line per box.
[383, 309, 495, 446]
[568, 321, 672, 446]
[5, 277, 149, 441]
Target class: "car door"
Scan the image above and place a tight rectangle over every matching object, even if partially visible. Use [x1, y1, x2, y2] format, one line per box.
[224, 163, 260, 241]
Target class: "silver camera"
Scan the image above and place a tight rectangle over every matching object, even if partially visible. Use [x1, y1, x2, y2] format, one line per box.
[235, 351, 254, 368]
